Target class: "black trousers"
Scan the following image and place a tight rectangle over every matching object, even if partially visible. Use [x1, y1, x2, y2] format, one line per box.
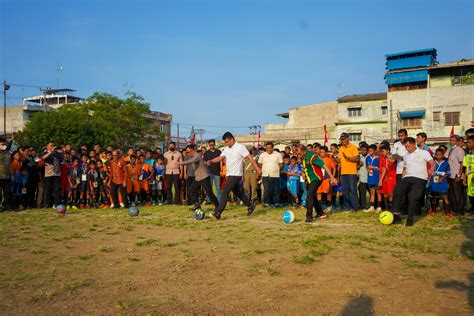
[396, 174, 408, 214]
[448, 178, 465, 215]
[306, 180, 323, 219]
[44, 176, 60, 207]
[189, 177, 219, 208]
[358, 182, 369, 209]
[110, 182, 128, 208]
[27, 178, 38, 208]
[0, 179, 12, 210]
[216, 176, 251, 214]
[166, 174, 181, 204]
[186, 176, 196, 205]
[262, 176, 280, 205]
[391, 177, 427, 221]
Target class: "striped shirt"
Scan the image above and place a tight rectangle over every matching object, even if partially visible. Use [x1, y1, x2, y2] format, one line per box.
[302, 151, 325, 183]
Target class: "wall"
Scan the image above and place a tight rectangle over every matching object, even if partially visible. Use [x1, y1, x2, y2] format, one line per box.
[0, 105, 26, 134]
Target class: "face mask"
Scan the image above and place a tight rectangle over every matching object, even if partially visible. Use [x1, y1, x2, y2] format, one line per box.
[169, 147, 175, 152]
[0, 145, 6, 151]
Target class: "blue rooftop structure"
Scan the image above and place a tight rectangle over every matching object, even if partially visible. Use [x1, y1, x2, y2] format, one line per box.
[385, 48, 437, 71]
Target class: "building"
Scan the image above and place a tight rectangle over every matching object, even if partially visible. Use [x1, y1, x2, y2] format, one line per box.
[385, 49, 474, 143]
[236, 100, 338, 147]
[334, 92, 388, 143]
[23, 88, 82, 109]
[142, 110, 173, 149]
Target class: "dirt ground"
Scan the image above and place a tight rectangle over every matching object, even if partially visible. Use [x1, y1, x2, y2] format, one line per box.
[0, 205, 472, 315]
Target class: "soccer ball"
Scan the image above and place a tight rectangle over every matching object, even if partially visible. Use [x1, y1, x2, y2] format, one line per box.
[282, 210, 295, 224]
[379, 211, 394, 225]
[128, 206, 139, 217]
[193, 208, 206, 220]
[56, 204, 66, 215]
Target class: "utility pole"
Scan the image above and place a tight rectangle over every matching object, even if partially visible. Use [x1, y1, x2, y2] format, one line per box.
[195, 129, 205, 146]
[3, 81, 10, 136]
[176, 123, 180, 148]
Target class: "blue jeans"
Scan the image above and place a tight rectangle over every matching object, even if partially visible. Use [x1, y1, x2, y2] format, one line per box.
[206, 174, 222, 202]
[341, 174, 359, 210]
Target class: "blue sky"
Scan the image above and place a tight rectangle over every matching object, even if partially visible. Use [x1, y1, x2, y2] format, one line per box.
[1, 0, 473, 138]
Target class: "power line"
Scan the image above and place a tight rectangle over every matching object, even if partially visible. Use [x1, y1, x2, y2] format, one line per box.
[173, 122, 252, 129]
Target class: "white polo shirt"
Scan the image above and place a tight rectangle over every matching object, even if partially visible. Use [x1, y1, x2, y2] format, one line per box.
[391, 140, 407, 175]
[403, 148, 433, 181]
[258, 151, 283, 177]
[220, 142, 249, 177]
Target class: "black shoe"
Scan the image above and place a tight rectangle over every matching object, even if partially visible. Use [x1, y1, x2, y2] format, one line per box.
[405, 218, 414, 227]
[305, 217, 313, 223]
[392, 212, 402, 224]
[209, 211, 221, 220]
[247, 200, 257, 216]
[189, 204, 200, 212]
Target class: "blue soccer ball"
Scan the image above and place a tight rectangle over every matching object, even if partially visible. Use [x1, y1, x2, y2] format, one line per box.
[282, 210, 295, 224]
[194, 208, 206, 220]
[128, 206, 139, 217]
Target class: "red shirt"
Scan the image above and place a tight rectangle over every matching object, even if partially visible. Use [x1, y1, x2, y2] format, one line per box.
[109, 158, 127, 184]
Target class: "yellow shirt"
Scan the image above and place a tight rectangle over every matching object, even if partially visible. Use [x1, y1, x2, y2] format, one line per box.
[339, 143, 359, 175]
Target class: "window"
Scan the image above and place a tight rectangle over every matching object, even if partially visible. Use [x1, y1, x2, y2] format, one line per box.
[433, 111, 441, 122]
[444, 112, 460, 126]
[160, 124, 166, 133]
[348, 108, 361, 117]
[348, 133, 362, 141]
[402, 117, 423, 128]
[381, 106, 388, 115]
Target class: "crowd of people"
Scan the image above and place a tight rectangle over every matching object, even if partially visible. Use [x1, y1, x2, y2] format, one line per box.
[0, 127, 473, 227]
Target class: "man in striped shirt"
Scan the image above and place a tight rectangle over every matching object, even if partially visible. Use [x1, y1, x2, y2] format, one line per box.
[296, 144, 337, 222]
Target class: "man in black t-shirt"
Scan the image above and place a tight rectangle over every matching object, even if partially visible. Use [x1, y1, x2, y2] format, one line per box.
[203, 139, 222, 200]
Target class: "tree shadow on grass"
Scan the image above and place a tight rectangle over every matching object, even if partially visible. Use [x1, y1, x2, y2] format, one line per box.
[341, 295, 374, 316]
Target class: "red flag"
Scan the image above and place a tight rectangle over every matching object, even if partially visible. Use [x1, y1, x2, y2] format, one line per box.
[449, 113, 455, 137]
[257, 127, 261, 148]
[323, 125, 328, 145]
[189, 126, 196, 144]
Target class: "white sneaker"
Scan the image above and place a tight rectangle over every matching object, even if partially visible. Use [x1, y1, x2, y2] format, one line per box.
[364, 206, 374, 213]
[376, 207, 382, 213]
[120, 203, 125, 208]
[110, 203, 115, 208]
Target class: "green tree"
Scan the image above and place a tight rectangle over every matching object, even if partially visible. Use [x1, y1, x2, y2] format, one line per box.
[16, 92, 163, 149]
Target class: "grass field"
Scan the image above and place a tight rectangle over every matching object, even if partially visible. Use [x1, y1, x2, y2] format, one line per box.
[0, 205, 473, 315]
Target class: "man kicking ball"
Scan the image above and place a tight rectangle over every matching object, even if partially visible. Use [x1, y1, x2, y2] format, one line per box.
[180, 144, 219, 211]
[206, 132, 262, 220]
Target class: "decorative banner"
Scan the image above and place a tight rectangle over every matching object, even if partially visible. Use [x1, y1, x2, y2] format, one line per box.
[257, 127, 261, 148]
[323, 124, 328, 145]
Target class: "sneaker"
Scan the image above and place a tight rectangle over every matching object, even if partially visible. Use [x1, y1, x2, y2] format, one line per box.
[86, 204, 91, 209]
[80, 204, 85, 209]
[110, 203, 115, 209]
[405, 218, 414, 227]
[376, 207, 382, 213]
[445, 211, 454, 218]
[120, 203, 125, 208]
[72, 205, 78, 210]
[364, 206, 374, 213]
[66, 205, 71, 210]
[146, 202, 152, 207]
[247, 200, 257, 216]
[317, 212, 328, 219]
[428, 210, 436, 217]
[209, 211, 221, 220]
[305, 217, 313, 223]
[262, 204, 269, 208]
[102, 204, 109, 209]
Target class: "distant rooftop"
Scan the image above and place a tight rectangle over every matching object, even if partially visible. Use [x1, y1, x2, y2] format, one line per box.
[338, 92, 387, 103]
[385, 48, 437, 59]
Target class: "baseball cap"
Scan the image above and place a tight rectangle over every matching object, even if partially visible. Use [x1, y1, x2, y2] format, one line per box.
[339, 133, 349, 140]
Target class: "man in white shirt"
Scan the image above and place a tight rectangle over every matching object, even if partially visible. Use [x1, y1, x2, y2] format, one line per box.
[258, 142, 283, 207]
[391, 129, 408, 183]
[391, 137, 435, 227]
[206, 132, 262, 219]
[447, 134, 465, 215]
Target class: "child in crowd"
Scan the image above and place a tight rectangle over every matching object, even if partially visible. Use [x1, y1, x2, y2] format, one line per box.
[287, 156, 302, 206]
[379, 145, 397, 211]
[127, 155, 141, 205]
[330, 143, 342, 210]
[155, 157, 166, 205]
[317, 146, 335, 211]
[79, 155, 90, 208]
[366, 144, 382, 212]
[67, 157, 81, 209]
[11, 151, 24, 209]
[282, 155, 291, 205]
[429, 148, 451, 216]
[96, 159, 109, 208]
[358, 143, 369, 210]
[88, 160, 101, 207]
[139, 154, 154, 206]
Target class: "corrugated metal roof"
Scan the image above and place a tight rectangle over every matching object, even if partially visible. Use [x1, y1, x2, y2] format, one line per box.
[385, 48, 437, 59]
[337, 92, 387, 103]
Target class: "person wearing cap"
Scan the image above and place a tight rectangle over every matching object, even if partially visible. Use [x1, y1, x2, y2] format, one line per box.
[338, 133, 360, 211]
[0, 137, 12, 211]
[447, 134, 465, 215]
